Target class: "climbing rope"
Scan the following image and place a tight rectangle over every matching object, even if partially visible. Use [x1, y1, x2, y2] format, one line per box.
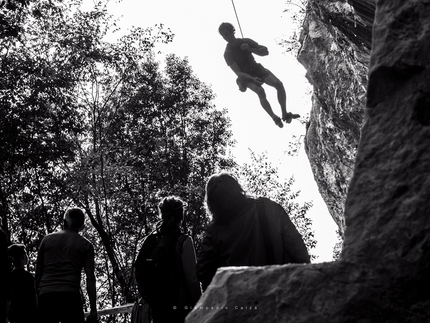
[231, 0, 244, 38]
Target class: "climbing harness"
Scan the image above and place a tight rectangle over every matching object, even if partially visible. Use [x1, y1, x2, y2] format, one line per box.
[231, 0, 244, 38]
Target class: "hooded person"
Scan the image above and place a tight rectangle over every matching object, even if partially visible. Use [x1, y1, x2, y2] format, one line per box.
[197, 172, 310, 290]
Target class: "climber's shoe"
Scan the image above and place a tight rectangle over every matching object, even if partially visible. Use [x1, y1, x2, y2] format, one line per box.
[273, 116, 284, 128]
[282, 112, 301, 124]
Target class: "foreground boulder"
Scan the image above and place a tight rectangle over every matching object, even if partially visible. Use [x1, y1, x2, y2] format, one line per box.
[186, 1, 430, 322]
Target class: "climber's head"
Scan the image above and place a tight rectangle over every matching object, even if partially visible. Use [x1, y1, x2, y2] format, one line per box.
[219, 22, 236, 42]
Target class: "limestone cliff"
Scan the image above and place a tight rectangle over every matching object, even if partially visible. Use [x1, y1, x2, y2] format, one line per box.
[298, 0, 376, 235]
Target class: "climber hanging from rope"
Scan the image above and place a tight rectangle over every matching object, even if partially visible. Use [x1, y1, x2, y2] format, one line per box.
[218, 22, 300, 128]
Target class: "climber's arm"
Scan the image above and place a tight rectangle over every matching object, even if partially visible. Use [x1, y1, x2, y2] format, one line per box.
[241, 42, 269, 56]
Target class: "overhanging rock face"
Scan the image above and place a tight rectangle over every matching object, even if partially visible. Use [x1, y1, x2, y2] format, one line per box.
[186, 1, 430, 321]
[298, 0, 376, 235]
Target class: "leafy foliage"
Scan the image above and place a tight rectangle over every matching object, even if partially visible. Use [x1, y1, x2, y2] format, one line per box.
[279, 0, 309, 55]
[0, 0, 90, 241]
[332, 230, 343, 260]
[0, 0, 30, 38]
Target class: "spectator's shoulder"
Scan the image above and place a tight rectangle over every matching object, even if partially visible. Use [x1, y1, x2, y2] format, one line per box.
[41, 230, 61, 241]
[256, 196, 278, 208]
[258, 197, 286, 216]
[205, 220, 219, 235]
[77, 233, 94, 250]
[266, 197, 283, 208]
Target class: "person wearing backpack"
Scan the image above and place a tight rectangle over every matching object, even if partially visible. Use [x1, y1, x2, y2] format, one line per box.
[35, 208, 98, 323]
[135, 196, 201, 323]
[197, 172, 311, 291]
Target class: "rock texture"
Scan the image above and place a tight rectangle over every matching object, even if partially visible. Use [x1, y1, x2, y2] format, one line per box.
[186, 1, 430, 322]
[298, 0, 376, 235]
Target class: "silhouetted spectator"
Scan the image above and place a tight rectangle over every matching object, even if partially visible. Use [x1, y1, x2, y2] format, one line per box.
[135, 196, 201, 323]
[197, 172, 310, 290]
[0, 222, 9, 323]
[7, 244, 38, 323]
[35, 208, 97, 323]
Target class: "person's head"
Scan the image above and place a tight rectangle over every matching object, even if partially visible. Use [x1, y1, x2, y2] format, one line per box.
[8, 244, 28, 268]
[218, 22, 236, 42]
[158, 196, 186, 234]
[205, 172, 248, 223]
[63, 208, 85, 232]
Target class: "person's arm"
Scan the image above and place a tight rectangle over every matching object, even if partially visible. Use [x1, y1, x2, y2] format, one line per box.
[181, 237, 202, 305]
[84, 245, 97, 321]
[196, 230, 220, 291]
[27, 272, 38, 310]
[34, 239, 45, 293]
[240, 42, 269, 56]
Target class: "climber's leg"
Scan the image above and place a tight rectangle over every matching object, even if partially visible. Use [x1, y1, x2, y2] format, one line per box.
[246, 82, 283, 128]
[263, 74, 300, 123]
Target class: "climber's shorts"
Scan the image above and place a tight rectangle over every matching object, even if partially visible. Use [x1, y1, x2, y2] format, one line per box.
[236, 63, 273, 92]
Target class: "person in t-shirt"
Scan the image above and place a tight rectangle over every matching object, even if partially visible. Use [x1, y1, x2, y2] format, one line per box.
[35, 208, 97, 323]
[219, 22, 300, 128]
[7, 244, 38, 323]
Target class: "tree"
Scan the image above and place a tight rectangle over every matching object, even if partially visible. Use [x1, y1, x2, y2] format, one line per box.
[0, 0, 92, 242]
[279, 0, 309, 55]
[1, 0, 235, 314]
[0, 0, 31, 38]
[69, 48, 235, 307]
[332, 230, 343, 260]
[236, 150, 317, 259]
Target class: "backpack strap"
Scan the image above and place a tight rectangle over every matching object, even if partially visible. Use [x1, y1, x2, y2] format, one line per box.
[256, 198, 275, 265]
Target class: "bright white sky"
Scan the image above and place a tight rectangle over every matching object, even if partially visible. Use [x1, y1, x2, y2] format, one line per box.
[85, 0, 339, 262]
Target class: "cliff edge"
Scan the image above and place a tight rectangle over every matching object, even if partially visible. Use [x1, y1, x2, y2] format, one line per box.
[298, 0, 375, 235]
